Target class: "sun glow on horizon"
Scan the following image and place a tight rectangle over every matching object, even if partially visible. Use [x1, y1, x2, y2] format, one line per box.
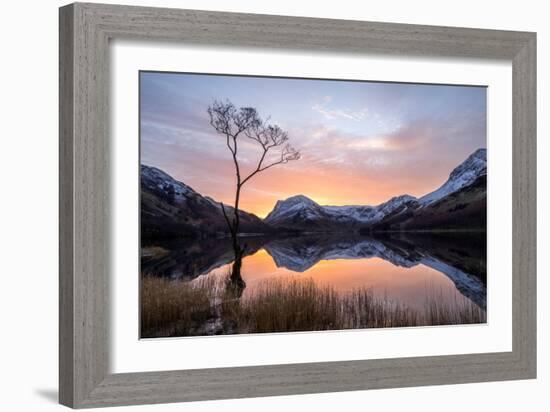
[141, 72, 486, 218]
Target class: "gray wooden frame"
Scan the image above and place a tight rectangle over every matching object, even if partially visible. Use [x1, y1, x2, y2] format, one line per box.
[59, 2, 536, 408]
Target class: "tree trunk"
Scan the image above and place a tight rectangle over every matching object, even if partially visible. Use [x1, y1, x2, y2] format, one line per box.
[227, 240, 246, 297]
[227, 183, 246, 294]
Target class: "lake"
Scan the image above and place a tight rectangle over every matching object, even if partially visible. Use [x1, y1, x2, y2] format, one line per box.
[140, 233, 487, 337]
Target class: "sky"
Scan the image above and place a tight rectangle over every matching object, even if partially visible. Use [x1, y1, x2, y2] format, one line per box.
[140, 71, 486, 218]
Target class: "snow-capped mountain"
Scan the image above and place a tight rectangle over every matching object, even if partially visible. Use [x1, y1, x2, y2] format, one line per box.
[325, 194, 418, 223]
[141, 164, 197, 200]
[419, 148, 486, 206]
[264, 149, 486, 231]
[265, 194, 419, 228]
[265, 195, 328, 224]
[141, 148, 487, 237]
[141, 165, 272, 238]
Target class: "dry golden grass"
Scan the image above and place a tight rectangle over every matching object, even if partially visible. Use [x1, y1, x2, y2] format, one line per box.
[141, 274, 486, 337]
[223, 278, 341, 333]
[140, 276, 220, 337]
[423, 288, 486, 325]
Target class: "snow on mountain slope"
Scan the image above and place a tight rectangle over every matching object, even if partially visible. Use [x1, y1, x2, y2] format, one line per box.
[323, 205, 377, 222]
[142, 148, 487, 234]
[141, 164, 196, 201]
[419, 148, 486, 206]
[264, 148, 486, 229]
[265, 193, 419, 227]
[369, 194, 419, 221]
[264, 195, 329, 225]
[141, 165, 272, 236]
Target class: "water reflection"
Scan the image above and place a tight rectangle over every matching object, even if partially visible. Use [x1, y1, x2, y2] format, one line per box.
[141, 233, 487, 310]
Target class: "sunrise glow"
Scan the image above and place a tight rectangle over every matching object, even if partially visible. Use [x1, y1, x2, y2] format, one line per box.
[140, 72, 486, 218]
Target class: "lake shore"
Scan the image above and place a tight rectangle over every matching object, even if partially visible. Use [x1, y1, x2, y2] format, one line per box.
[141, 274, 486, 338]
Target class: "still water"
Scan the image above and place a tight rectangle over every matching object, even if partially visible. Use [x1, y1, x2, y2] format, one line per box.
[141, 233, 487, 311]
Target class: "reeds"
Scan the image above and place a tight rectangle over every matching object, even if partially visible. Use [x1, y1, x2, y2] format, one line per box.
[223, 278, 341, 333]
[140, 276, 220, 337]
[423, 288, 487, 325]
[141, 274, 486, 338]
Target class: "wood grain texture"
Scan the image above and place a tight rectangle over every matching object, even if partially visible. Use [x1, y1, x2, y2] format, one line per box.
[512, 34, 537, 374]
[59, 4, 75, 406]
[59, 2, 537, 408]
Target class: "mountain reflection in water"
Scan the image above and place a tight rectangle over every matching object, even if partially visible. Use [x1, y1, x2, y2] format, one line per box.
[141, 233, 486, 311]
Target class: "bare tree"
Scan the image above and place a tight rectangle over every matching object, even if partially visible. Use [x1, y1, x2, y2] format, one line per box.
[207, 100, 300, 289]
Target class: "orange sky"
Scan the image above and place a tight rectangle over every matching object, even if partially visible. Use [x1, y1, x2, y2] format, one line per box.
[152, 129, 476, 218]
[201, 155, 448, 218]
[140, 72, 486, 218]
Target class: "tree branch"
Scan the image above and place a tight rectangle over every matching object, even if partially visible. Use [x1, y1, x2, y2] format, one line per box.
[207, 100, 300, 239]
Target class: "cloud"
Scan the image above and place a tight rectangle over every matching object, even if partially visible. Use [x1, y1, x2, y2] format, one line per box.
[282, 110, 485, 196]
[312, 103, 369, 121]
[140, 73, 486, 214]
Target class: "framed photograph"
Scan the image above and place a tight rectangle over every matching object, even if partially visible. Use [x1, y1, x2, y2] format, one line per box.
[59, 2, 536, 408]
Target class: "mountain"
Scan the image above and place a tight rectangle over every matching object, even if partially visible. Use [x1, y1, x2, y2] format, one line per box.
[141, 148, 487, 238]
[265, 194, 419, 230]
[371, 175, 486, 231]
[141, 165, 272, 239]
[419, 148, 487, 206]
[370, 149, 486, 231]
[265, 149, 486, 232]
